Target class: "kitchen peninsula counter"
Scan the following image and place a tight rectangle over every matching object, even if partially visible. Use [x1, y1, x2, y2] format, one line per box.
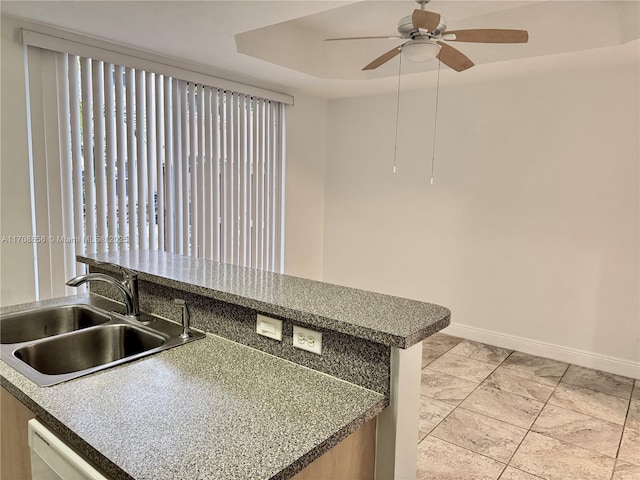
[79, 250, 451, 349]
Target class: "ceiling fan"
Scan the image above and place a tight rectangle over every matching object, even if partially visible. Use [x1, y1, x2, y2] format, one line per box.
[326, 0, 529, 72]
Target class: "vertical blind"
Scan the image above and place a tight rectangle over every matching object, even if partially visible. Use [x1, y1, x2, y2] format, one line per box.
[26, 46, 286, 300]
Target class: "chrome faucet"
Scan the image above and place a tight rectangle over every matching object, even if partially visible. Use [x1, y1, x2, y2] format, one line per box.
[66, 264, 140, 319]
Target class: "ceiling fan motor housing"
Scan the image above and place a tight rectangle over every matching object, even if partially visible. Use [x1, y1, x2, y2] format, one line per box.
[398, 15, 446, 38]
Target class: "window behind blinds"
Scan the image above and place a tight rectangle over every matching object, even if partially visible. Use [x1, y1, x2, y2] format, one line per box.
[26, 47, 285, 300]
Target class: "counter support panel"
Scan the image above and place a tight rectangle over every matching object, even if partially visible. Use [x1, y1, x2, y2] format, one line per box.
[375, 341, 422, 480]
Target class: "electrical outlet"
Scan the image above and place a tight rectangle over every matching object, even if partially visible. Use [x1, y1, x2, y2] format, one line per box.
[256, 314, 282, 341]
[293, 325, 322, 355]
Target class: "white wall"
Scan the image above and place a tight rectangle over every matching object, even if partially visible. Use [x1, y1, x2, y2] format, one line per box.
[323, 63, 640, 377]
[283, 93, 326, 280]
[1, 15, 36, 306]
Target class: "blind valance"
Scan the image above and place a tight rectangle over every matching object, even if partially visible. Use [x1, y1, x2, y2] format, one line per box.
[21, 27, 294, 105]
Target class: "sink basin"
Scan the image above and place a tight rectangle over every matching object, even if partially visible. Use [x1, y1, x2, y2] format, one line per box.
[14, 325, 166, 375]
[0, 305, 110, 344]
[0, 301, 205, 386]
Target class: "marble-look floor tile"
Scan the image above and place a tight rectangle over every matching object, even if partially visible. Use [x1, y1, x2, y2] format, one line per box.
[561, 365, 634, 399]
[502, 351, 568, 382]
[548, 384, 629, 425]
[449, 340, 512, 365]
[612, 460, 640, 480]
[422, 346, 444, 367]
[510, 431, 615, 480]
[499, 467, 543, 480]
[531, 404, 623, 457]
[419, 395, 455, 437]
[422, 333, 464, 354]
[618, 427, 640, 466]
[417, 435, 505, 480]
[632, 381, 640, 401]
[460, 385, 544, 429]
[626, 400, 640, 431]
[431, 407, 527, 463]
[484, 366, 557, 402]
[427, 352, 497, 383]
[421, 369, 479, 406]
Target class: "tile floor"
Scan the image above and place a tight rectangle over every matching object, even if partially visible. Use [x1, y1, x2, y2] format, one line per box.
[417, 333, 640, 480]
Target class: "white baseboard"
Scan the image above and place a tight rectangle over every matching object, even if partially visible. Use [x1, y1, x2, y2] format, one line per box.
[442, 322, 640, 380]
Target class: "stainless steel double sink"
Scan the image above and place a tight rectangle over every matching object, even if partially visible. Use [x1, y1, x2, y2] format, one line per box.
[0, 301, 204, 386]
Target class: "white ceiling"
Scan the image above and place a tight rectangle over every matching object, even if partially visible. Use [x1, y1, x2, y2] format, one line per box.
[2, 0, 639, 99]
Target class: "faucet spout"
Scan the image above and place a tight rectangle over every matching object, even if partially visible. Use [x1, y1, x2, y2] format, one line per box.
[66, 273, 139, 318]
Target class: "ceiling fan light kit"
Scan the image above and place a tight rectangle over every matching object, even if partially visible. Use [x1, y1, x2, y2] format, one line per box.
[402, 39, 441, 63]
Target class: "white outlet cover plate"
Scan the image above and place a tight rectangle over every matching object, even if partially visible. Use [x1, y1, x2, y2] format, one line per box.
[293, 325, 322, 355]
[256, 314, 282, 341]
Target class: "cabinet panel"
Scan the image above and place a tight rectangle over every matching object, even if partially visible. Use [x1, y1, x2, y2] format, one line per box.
[1, 387, 35, 480]
[292, 418, 376, 480]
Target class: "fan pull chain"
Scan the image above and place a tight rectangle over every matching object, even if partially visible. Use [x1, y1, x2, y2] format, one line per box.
[393, 51, 403, 173]
[430, 58, 441, 184]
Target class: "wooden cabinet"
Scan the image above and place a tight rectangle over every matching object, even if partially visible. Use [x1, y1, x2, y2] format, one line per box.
[292, 418, 376, 480]
[1, 387, 35, 480]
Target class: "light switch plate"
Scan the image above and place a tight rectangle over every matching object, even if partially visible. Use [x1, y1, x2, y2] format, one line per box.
[256, 314, 282, 341]
[293, 325, 322, 355]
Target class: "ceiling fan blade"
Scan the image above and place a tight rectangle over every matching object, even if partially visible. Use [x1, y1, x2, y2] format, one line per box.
[412, 10, 441, 31]
[446, 29, 529, 43]
[325, 36, 402, 41]
[436, 42, 474, 72]
[362, 45, 404, 71]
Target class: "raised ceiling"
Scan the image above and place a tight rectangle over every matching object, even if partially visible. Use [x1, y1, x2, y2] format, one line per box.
[2, 1, 638, 99]
[237, 1, 639, 79]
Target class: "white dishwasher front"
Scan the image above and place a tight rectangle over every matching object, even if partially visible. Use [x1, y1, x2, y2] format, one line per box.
[28, 419, 109, 480]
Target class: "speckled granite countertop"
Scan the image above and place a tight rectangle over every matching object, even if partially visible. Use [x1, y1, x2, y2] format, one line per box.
[80, 250, 451, 348]
[1, 296, 386, 480]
